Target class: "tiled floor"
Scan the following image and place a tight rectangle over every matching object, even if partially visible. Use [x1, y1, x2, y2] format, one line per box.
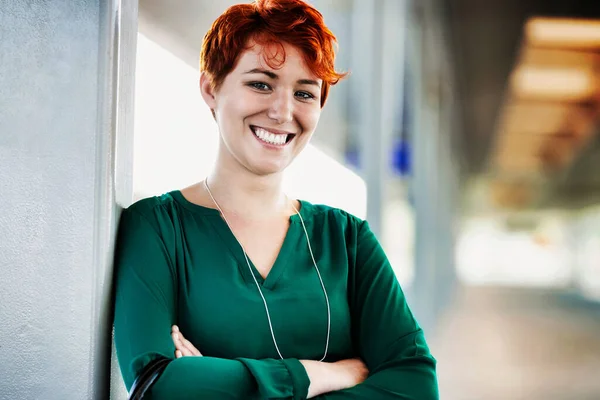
[429, 286, 600, 400]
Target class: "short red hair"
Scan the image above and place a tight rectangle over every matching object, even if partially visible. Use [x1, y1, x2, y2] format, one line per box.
[200, 0, 347, 107]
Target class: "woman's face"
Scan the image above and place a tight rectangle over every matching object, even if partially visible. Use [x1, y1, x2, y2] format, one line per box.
[200, 41, 323, 176]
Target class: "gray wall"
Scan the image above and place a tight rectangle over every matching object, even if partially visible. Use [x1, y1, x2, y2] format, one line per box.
[0, 1, 136, 399]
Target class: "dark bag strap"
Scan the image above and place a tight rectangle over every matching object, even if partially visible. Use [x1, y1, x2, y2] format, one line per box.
[128, 356, 171, 400]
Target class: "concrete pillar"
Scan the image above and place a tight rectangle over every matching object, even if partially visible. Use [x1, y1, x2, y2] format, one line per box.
[0, 1, 136, 399]
[407, 1, 459, 333]
[351, 0, 407, 237]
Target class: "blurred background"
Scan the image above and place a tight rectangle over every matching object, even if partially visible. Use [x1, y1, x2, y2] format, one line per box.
[132, 0, 600, 398]
[2, 0, 600, 399]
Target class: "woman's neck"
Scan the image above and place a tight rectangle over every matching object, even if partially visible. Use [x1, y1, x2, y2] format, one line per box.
[205, 163, 292, 221]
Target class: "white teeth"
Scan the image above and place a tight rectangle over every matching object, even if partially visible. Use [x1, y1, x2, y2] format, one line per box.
[253, 127, 288, 145]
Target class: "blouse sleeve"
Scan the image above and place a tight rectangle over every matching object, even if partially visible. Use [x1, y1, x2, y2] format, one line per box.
[316, 220, 439, 399]
[113, 207, 310, 400]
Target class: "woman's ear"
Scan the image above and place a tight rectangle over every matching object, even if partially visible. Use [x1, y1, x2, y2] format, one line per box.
[199, 72, 217, 111]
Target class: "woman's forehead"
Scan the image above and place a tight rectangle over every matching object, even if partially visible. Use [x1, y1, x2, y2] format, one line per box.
[235, 41, 319, 81]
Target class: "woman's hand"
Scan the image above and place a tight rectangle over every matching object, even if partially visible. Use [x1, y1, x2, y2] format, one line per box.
[171, 325, 202, 358]
[331, 358, 369, 389]
[300, 358, 369, 398]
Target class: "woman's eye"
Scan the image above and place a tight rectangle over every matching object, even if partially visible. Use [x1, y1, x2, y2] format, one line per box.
[295, 91, 315, 100]
[249, 82, 271, 91]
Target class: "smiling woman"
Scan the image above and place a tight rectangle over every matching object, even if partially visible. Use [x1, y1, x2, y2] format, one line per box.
[113, 0, 438, 399]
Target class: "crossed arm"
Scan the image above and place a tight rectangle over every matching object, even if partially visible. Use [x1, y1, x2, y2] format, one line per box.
[113, 208, 438, 399]
[170, 325, 369, 398]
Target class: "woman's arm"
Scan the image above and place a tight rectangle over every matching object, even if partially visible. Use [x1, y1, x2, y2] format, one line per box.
[114, 207, 311, 399]
[314, 220, 439, 399]
[172, 327, 368, 398]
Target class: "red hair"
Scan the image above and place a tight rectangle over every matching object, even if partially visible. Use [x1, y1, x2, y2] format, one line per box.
[200, 0, 347, 107]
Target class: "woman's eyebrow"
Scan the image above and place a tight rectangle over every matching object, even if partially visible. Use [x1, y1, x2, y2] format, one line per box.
[244, 68, 278, 79]
[297, 79, 321, 88]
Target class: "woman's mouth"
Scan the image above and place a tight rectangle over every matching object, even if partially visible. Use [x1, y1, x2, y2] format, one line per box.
[250, 126, 295, 147]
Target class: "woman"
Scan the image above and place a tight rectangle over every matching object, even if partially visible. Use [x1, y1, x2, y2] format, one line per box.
[113, 0, 438, 398]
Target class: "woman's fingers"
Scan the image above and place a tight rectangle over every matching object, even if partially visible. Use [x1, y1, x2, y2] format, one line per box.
[179, 337, 194, 357]
[172, 332, 193, 356]
[171, 326, 190, 357]
[171, 325, 202, 357]
[181, 336, 202, 356]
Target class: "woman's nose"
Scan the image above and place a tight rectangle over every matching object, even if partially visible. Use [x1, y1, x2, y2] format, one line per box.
[267, 92, 293, 124]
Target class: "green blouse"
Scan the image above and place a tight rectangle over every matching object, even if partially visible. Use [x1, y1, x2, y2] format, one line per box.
[113, 190, 438, 399]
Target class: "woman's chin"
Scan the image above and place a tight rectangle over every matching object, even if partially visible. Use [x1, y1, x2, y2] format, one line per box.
[248, 159, 291, 176]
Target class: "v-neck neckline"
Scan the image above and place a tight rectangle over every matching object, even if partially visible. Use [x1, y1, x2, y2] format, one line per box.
[211, 217, 301, 289]
[171, 190, 309, 290]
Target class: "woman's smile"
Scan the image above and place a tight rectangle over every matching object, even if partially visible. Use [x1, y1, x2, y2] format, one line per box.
[250, 125, 296, 148]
